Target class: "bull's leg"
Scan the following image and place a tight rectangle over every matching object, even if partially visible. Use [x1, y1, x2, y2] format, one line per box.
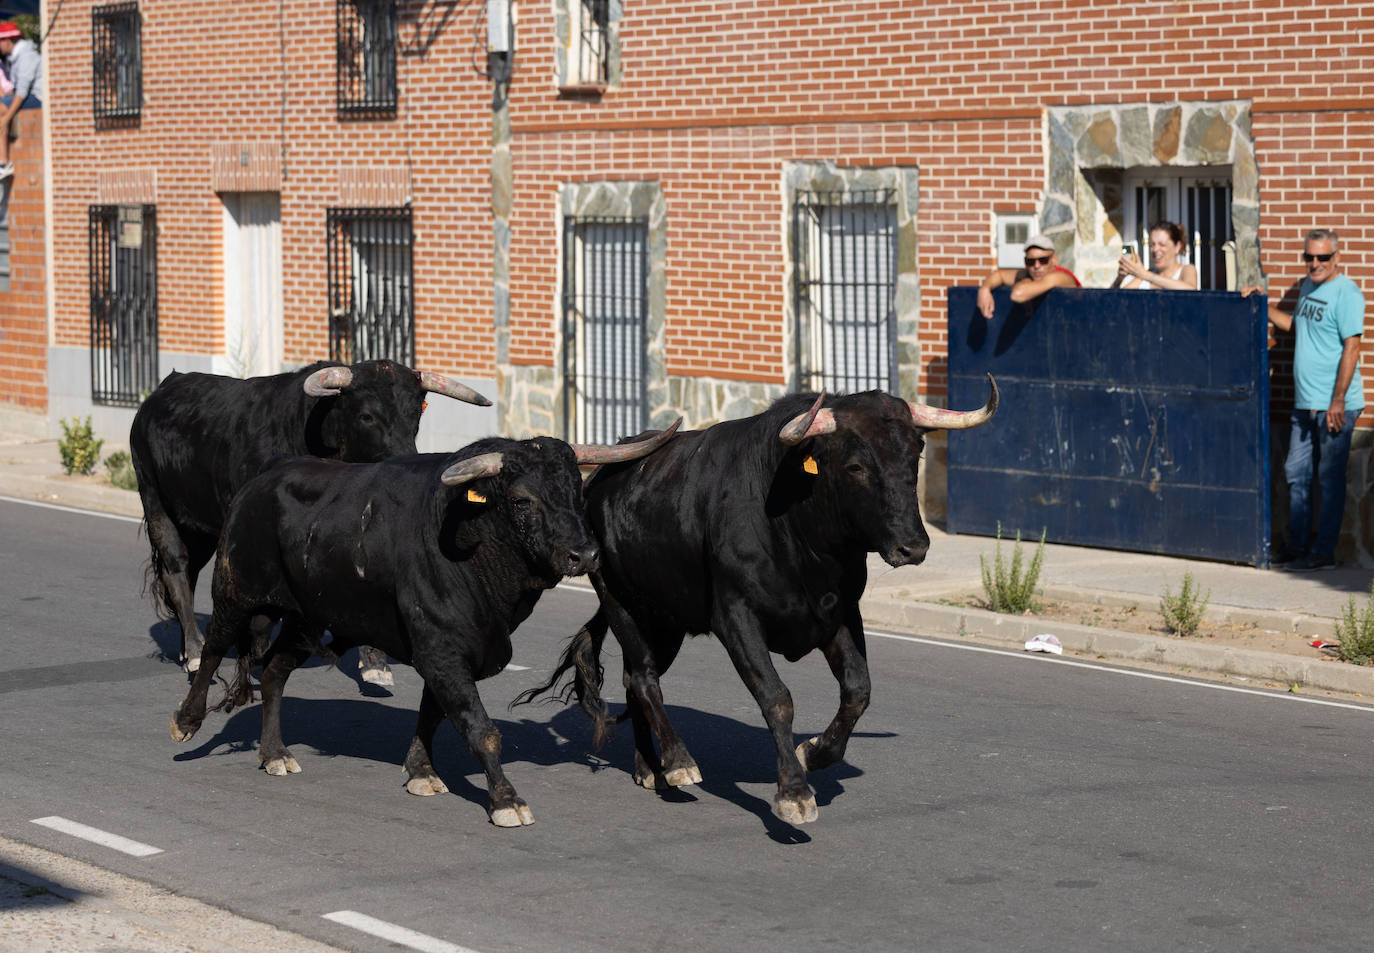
[601, 599, 699, 790]
[713, 604, 818, 825]
[257, 623, 314, 777]
[141, 497, 213, 672]
[795, 616, 871, 774]
[402, 685, 449, 797]
[169, 608, 242, 742]
[358, 645, 394, 687]
[421, 666, 533, 828]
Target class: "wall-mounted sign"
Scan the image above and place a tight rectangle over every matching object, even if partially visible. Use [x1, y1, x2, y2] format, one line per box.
[117, 205, 144, 249]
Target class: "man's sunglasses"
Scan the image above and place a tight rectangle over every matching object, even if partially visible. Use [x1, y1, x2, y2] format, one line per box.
[1302, 252, 1335, 262]
[1024, 254, 1053, 266]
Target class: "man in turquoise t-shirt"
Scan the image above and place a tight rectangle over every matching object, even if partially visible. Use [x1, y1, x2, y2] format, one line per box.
[1245, 228, 1365, 571]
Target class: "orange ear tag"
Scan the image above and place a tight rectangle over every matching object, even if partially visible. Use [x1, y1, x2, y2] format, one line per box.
[422, 401, 429, 414]
[467, 489, 487, 503]
[803, 455, 819, 475]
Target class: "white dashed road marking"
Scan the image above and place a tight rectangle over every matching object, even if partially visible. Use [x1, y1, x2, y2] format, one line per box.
[29, 816, 163, 857]
[322, 910, 481, 953]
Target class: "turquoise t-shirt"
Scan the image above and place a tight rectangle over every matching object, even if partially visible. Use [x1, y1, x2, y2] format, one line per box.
[1293, 272, 1365, 412]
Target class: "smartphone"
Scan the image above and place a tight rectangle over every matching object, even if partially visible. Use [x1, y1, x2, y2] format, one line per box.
[1121, 242, 1137, 258]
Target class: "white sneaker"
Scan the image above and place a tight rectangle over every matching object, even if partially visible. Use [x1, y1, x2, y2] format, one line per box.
[0, 163, 13, 180]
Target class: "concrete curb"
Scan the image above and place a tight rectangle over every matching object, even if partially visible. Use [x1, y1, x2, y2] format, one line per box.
[860, 593, 1374, 698]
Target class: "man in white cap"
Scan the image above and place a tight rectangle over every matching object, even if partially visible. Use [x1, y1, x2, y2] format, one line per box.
[0, 20, 42, 181]
[976, 233, 1080, 318]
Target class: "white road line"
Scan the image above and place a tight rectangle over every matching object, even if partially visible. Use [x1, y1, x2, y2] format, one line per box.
[0, 494, 142, 523]
[869, 629, 1374, 713]
[29, 816, 163, 857]
[322, 911, 480, 953]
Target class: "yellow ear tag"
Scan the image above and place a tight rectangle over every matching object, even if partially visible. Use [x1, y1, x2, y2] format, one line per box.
[803, 455, 819, 475]
[466, 489, 487, 504]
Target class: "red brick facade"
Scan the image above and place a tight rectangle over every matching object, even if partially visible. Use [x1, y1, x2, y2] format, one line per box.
[20, 1, 1374, 418]
[0, 107, 47, 410]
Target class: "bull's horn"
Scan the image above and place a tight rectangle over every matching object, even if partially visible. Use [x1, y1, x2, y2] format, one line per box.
[908, 374, 999, 430]
[416, 370, 493, 407]
[303, 365, 354, 397]
[440, 452, 505, 487]
[570, 418, 683, 466]
[778, 393, 836, 445]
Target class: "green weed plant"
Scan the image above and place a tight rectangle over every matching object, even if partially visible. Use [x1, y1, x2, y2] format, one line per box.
[58, 417, 104, 476]
[1334, 582, 1374, 666]
[1160, 571, 1210, 637]
[979, 523, 1046, 614]
[104, 450, 138, 491]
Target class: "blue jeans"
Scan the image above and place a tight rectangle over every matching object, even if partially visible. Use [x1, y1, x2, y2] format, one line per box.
[1283, 409, 1356, 559]
[0, 93, 42, 110]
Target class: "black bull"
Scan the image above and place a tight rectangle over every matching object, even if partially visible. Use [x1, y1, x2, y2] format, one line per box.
[518, 380, 998, 824]
[169, 424, 679, 828]
[129, 360, 489, 681]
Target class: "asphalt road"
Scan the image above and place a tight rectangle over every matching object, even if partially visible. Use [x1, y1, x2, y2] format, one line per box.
[5, 497, 1374, 953]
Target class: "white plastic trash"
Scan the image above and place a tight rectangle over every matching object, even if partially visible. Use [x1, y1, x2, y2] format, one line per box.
[1024, 633, 1063, 655]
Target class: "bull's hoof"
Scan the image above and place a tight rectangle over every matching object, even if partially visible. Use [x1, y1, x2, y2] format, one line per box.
[184, 655, 201, 675]
[405, 774, 450, 797]
[261, 754, 301, 776]
[664, 764, 702, 787]
[490, 802, 535, 827]
[360, 664, 394, 687]
[169, 714, 197, 743]
[795, 736, 820, 772]
[634, 765, 667, 790]
[773, 791, 819, 825]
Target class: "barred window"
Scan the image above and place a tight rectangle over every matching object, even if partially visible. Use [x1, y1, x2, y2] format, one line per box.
[1124, 168, 1235, 290]
[326, 207, 413, 365]
[89, 205, 159, 406]
[337, 0, 398, 116]
[792, 190, 899, 395]
[562, 216, 649, 444]
[558, 0, 616, 92]
[92, 2, 142, 122]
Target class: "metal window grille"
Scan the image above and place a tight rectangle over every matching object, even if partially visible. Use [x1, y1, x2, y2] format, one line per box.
[92, 2, 142, 121]
[0, 202, 9, 293]
[562, 216, 649, 444]
[89, 205, 159, 407]
[573, 0, 610, 85]
[1183, 181, 1234, 291]
[326, 207, 414, 365]
[337, 0, 398, 116]
[792, 190, 898, 395]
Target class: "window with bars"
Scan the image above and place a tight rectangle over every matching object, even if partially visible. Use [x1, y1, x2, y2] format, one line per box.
[562, 216, 649, 444]
[1123, 168, 1235, 290]
[326, 207, 414, 365]
[337, 0, 398, 116]
[791, 190, 899, 396]
[89, 205, 159, 406]
[92, 2, 142, 122]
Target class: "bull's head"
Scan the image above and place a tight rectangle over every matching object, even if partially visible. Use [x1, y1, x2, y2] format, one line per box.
[774, 377, 998, 568]
[301, 361, 492, 463]
[440, 420, 682, 580]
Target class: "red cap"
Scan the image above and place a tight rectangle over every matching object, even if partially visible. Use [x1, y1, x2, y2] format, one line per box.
[0, 23, 22, 40]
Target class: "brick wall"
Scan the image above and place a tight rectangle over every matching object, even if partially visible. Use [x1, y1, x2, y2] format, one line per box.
[0, 107, 47, 411]
[46, 0, 498, 379]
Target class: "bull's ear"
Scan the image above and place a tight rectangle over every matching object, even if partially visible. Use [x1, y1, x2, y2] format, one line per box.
[440, 451, 504, 486]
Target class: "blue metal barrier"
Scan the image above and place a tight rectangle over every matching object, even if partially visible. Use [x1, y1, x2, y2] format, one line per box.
[946, 286, 1270, 566]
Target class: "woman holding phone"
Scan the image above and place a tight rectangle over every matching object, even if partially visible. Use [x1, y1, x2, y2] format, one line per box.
[1115, 221, 1198, 290]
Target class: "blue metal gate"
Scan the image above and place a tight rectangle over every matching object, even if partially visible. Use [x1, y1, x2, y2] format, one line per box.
[946, 286, 1270, 566]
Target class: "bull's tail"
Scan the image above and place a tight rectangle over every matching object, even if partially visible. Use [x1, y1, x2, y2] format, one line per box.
[141, 532, 177, 622]
[512, 610, 614, 748]
[207, 653, 255, 715]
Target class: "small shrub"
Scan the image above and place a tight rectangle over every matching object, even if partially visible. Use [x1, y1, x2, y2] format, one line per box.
[58, 417, 104, 476]
[1160, 571, 1211, 637]
[979, 522, 1046, 614]
[1334, 582, 1374, 666]
[105, 450, 138, 491]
